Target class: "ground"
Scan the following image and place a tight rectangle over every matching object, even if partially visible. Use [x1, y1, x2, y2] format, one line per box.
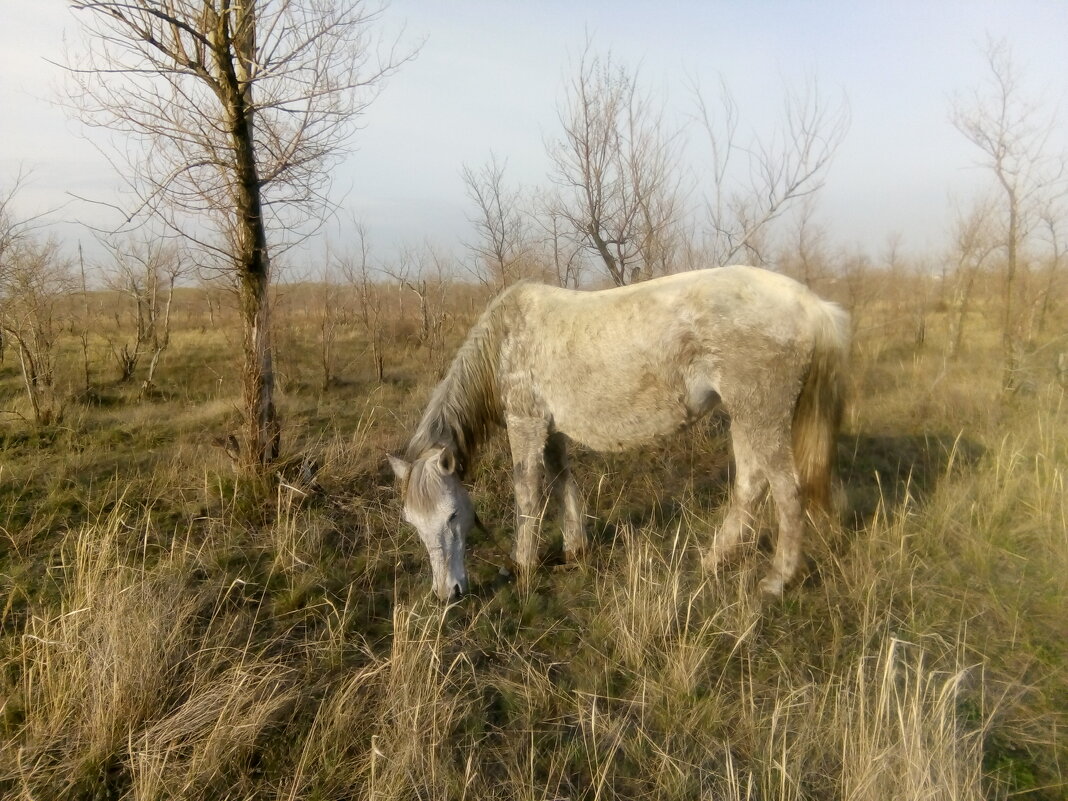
[0, 278, 1065, 800]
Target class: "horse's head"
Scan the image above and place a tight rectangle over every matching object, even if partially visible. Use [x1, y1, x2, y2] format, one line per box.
[388, 447, 474, 601]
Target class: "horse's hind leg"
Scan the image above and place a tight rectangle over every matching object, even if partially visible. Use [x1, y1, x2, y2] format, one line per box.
[758, 448, 806, 598]
[703, 426, 767, 572]
[545, 433, 587, 561]
[507, 416, 550, 579]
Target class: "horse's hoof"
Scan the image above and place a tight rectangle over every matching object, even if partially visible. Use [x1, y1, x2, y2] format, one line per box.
[757, 575, 785, 599]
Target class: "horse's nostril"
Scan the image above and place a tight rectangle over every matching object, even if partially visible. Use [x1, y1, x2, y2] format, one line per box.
[452, 583, 463, 599]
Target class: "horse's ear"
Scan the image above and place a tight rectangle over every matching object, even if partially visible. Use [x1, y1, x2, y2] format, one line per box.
[387, 454, 411, 482]
[437, 448, 457, 476]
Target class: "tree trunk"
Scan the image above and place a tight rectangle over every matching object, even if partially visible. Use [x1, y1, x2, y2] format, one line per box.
[1000, 188, 1021, 393]
[140, 274, 175, 399]
[947, 271, 977, 361]
[1034, 254, 1059, 335]
[588, 224, 625, 286]
[375, 350, 384, 383]
[232, 81, 279, 468]
[225, 0, 280, 470]
[15, 336, 43, 425]
[1002, 185, 1019, 348]
[239, 269, 279, 468]
[79, 244, 92, 394]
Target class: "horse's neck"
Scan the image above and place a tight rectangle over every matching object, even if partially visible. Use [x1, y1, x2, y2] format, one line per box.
[409, 301, 507, 471]
[415, 378, 463, 453]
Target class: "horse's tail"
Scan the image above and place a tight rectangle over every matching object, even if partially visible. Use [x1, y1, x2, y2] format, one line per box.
[792, 298, 850, 513]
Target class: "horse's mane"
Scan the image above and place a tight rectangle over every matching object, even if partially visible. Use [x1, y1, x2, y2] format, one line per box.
[404, 283, 523, 476]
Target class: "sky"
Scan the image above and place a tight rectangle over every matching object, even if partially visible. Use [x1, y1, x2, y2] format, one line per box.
[1, 1, 1067, 272]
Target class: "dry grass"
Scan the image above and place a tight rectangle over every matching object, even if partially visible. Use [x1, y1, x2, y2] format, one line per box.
[0, 280, 1065, 800]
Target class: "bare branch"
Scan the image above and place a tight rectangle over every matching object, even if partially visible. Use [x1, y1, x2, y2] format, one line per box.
[461, 154, 530, 289]
[547, 42, 684, 285]
[694, 73, 850, 266]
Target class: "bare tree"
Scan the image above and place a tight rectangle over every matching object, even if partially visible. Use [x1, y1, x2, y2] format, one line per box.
[878, 232, 929, 348]
[950, 37, 1065, 350]
[907, 256, 938, 349]
[945, 196, 999, 360]
[139, 250, 184, 398]
[338, 223, 386, 383]
[461, 154, 530, 288]
[0, 238, 72, 426]
[837, 246, 877, 335]
[64, 0, 410, 472]
[0, 173, 35, 278]
[313, 266, 345, 392]
[300, 241, 352, 394]
[0, 173, 47, 365]
[385, 246, 450, 368]
[695, 74, 850, 266]
[1029, 200, 1065, 338]
[885, 245, 938, 352]
[102, 237, 186, 391]
[531, 190, 586, 288]
[77, 244, 93, 395]
[777, 196, 831, 289]
[548, 44, 684, 285]
[0, 179, 54, 386]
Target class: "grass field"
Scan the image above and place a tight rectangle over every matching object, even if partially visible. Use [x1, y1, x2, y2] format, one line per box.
[0, 275, 1065, 800]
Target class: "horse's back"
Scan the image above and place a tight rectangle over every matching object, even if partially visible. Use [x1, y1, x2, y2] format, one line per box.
[515, 266, 824, 335]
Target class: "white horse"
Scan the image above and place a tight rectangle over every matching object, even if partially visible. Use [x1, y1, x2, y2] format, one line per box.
[389, 266, 850, 601]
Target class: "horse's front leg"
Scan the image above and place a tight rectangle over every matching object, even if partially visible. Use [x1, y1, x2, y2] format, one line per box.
[545, 433, 587, 561]
[506, 415, 550, 579]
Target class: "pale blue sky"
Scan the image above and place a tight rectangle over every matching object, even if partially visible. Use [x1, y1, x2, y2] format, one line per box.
[2, 1, 1066, 268]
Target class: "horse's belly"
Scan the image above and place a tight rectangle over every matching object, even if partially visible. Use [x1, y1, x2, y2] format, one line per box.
[549, 388, 695, 452]
[527, 329, 717, 451]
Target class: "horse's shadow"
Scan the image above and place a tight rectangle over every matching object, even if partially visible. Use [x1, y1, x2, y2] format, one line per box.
[575, 429, 984, 569]
[838, 432, 984, 530]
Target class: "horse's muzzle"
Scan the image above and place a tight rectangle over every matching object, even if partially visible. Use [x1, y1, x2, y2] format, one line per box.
[435, 577, 468, 602]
